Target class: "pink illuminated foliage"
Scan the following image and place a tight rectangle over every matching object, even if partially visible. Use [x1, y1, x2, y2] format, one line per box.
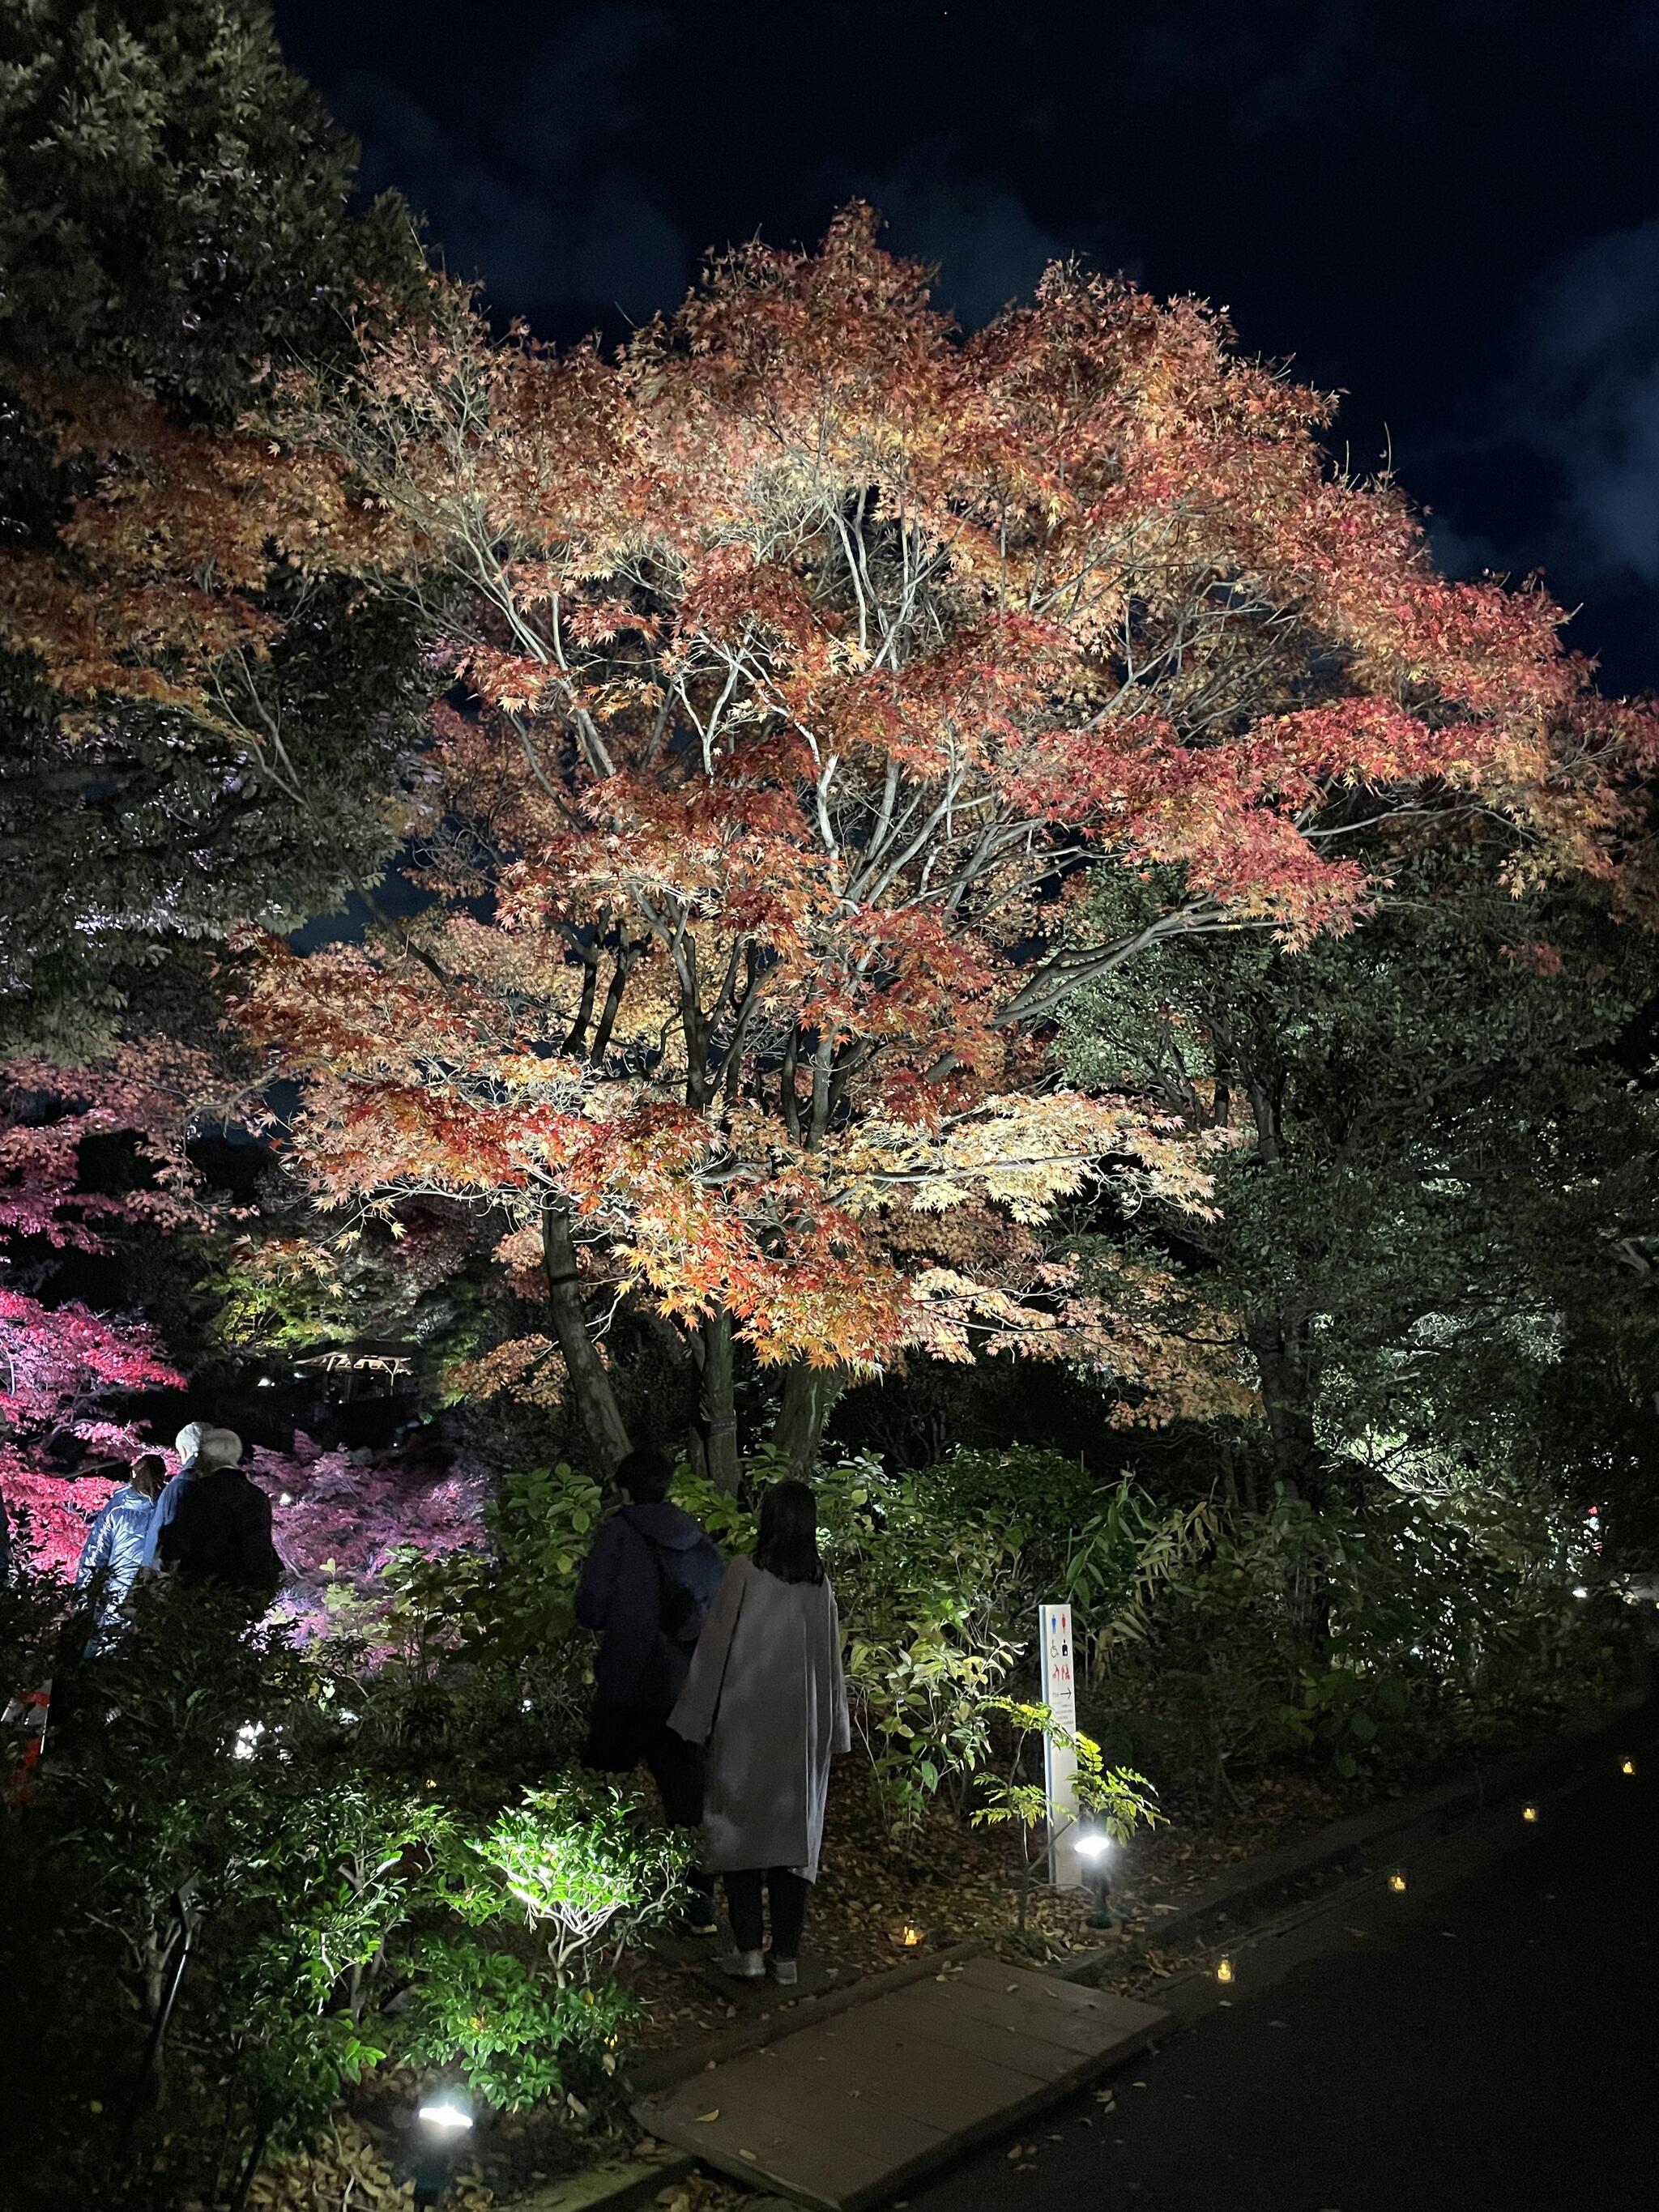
[0, 1287, 182, 1575]
[0, 1055, 211, 1571]
[249, 1433, 491, 1641]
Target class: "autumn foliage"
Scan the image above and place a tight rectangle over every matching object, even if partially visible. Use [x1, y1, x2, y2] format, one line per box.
[0, 1056, 211, 1566]
[6, 208, 1655, 1471]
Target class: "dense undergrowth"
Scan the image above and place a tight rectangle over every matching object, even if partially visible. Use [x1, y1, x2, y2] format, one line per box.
[0, 1441, 1623, 2210]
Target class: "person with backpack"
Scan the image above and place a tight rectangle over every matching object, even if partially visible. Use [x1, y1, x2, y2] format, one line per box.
[575, 1444, 723, 1934]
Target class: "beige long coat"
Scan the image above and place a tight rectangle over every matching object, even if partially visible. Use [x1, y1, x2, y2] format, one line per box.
[668, 1554, 851, 1882]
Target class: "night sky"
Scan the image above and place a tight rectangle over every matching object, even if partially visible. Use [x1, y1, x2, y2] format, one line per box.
[271, 0, 1659, 693]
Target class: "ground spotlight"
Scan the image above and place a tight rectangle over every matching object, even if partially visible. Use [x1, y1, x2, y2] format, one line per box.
[409, 2088, 475, 2209]
[1074, 1827, 1115, 1928]
[416, 2095, 473, 2132]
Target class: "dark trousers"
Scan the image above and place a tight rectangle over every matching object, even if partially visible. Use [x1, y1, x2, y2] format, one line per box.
[586, 1699, 711, 1898]
[724, 1867, 809, 1960]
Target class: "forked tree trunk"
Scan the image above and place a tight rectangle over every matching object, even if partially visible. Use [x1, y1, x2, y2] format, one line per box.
[698, 1307, 741, 1491]
[772, 1361, 849, 1477]
[540, 1199, 632, 1474]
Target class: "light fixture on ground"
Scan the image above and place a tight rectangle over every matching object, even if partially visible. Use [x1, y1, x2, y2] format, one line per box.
[1620, 1758, 1636, 1777]
[1388, 1871, 1407, 1894]
[1521, 1803, 1539, 1823]
[1215, 1956, 1235, 1984]
[1073, 1826, 1115, 1928]
[416, 2094, 473, 2133]
[409, 2089, 474, 2210]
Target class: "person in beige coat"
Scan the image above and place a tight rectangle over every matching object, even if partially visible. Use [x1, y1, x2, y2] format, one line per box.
[668, 1480, 851, 1984]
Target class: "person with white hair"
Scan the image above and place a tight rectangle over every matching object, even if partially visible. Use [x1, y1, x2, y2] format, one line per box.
[139, 1421, 211, 1573]
[156, 1426, 280, 1603]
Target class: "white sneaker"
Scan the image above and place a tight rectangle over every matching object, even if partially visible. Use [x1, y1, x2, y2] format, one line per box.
[716, 1948, 765, 1980]
[767, 1955, 799, 1986]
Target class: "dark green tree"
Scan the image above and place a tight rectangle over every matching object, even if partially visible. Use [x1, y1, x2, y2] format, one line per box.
[1060, 846, 1659, 1520]
[0, 0, 431, 1055]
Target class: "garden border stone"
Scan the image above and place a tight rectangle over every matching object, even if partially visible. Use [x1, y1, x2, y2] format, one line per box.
[497, 1950, 991, 2208]
[498, 2147, 697, 2212]
[626, 1939, 988, 2096]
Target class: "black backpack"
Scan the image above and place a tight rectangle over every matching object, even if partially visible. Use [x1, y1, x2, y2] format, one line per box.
[621, 1510, 710, 1646]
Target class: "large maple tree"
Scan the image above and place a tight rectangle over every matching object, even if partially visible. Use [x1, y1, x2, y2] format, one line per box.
[7, 211, 1653, 1476]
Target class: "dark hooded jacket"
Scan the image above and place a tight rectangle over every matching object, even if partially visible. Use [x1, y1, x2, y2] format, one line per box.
[157, 1466, 282, 1596]
[574, 1501, 723, 1705]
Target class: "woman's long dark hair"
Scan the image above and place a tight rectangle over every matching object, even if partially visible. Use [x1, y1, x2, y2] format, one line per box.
[753, 1479, 824, 1586]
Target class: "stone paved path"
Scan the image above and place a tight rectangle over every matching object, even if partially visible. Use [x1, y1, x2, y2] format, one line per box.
[633, 1954, 1166, 2209]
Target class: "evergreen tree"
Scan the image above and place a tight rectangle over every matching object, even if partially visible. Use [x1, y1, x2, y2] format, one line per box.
[0, 0, 431, 1053]
[1060, 848, 1659, 1523]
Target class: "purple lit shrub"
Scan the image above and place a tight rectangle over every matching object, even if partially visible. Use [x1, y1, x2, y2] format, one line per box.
[251, 1433, 492, 1643]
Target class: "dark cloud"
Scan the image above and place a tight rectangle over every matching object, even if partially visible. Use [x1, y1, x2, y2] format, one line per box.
[879, 181, 1068, 328]
[1525, 219, 1659, 589]
[332, 5, 688, 328]
[272, 0, 1659, 684]
[813, 155, 1077, 330]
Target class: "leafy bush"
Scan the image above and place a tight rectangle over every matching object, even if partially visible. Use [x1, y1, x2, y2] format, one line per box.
[676, 1447, 1160, 1843]
[1081, 1484, 1618, 1797]
[0, 1562, 689, 2208]
[448, 1779, 692, 1983]
[398, 1937, 638, 2110]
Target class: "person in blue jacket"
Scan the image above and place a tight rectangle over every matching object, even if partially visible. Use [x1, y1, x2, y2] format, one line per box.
[75, 1452, 167, 1643]
[576, 1444, 724, 1933]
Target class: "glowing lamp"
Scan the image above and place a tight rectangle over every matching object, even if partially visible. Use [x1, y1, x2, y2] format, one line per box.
[1621, 1758, 1636, 1777]
[1215, 1957, 1234, 1984]
[1074, 1827, 1115, 1929]
[901, 1924, 923, 1948]
[416, 2096, 473, 2132]
[1388, 1872, 1407, 1894]
[1521, 1803, 1539, 1823]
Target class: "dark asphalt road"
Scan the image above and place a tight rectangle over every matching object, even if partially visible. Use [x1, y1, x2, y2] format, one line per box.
[904, 1764, 1659, 2212]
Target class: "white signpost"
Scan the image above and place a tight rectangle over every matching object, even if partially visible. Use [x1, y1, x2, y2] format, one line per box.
[1038, 1599, 1083, 1890]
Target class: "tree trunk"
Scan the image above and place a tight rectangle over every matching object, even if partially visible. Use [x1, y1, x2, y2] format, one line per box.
[1245, 1306, 1326, 1504]
[772, 1361, 849, 1477]
[1246, 1306, 1330, 1644]
[540, 1199, 632, 1474]
[698, 1307, 741, 1491]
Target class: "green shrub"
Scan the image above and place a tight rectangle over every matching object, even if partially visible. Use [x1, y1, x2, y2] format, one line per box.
[446, 1778, 692, 1984]
[397, 1937, 638, 2110]
[704, 1447, 1157, 1843]
[1082, 1485, 1618, 1796]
